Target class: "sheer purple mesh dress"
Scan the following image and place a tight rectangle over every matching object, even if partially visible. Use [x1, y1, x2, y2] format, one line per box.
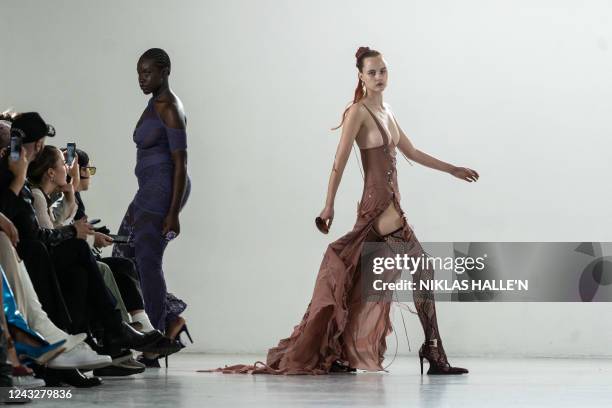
[112, 96, 191, 332]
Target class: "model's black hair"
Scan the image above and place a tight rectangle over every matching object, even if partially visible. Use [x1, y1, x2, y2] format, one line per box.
[139, 48, 171, 73]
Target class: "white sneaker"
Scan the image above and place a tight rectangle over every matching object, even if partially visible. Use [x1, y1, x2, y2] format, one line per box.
[61, 333, 87, 353]
[12, 375, 46, 389]
[47, 343, 112, 370]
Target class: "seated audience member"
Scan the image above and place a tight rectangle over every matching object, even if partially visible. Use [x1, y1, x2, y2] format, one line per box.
[1, 214, 112, 370]
[0, 118, 112, 386]
[0, 113, 162, 368]
[27, 146, 132, 324]
[27, 146, 180, 374]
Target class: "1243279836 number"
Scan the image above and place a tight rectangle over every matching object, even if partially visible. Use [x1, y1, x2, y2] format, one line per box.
[9, 388, 72, 399]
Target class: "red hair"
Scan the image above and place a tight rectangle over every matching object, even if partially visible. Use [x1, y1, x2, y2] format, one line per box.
[332, 46, 381, 130]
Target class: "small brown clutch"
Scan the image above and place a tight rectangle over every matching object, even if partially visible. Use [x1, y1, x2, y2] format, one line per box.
[315, 217, 329, 234]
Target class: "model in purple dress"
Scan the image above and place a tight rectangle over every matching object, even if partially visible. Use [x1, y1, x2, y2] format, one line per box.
[113, 49, 191, 346]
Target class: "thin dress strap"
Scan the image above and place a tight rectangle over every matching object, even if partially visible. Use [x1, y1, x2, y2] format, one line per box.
[361, 103, 391, 146]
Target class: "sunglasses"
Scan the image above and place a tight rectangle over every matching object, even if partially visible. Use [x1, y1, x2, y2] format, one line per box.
[81, 166, 97, 176]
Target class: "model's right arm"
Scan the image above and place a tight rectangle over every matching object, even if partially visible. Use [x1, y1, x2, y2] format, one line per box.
[319, 104, 363, 230]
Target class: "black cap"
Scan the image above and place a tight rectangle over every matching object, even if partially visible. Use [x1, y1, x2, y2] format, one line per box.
[60, 146, 89, 167]
[10, 112, 55, 143]
[76, 148, 89, 167]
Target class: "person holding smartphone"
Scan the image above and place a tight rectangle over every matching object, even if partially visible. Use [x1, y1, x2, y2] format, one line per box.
[112, 48, 191, 363]
[28, 145, 182, 375]
[0, 113, 164, 383]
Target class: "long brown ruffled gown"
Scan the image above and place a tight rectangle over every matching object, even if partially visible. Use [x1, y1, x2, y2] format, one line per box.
[204, 104, 452, 375]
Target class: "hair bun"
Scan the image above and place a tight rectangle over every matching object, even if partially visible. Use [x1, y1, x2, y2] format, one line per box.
[355, 46, 371, 60]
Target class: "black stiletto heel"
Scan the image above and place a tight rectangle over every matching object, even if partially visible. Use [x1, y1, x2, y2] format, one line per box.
[163, 322, 193, 368]
[418, 339, 468, 375]
[177, 324, 193, 344]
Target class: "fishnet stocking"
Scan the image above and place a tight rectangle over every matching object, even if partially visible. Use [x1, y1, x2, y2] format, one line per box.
[378, 227, 451, 369]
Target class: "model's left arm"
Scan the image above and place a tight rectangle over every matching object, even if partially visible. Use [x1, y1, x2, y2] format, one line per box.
[158, 102, 188, 237]
[392, 113, 479, 182]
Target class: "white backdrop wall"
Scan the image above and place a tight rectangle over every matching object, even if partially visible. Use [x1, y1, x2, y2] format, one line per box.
[2, 0, 612, 357]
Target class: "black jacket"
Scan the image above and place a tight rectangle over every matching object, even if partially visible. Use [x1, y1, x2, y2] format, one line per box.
[0, 155, 76, 247]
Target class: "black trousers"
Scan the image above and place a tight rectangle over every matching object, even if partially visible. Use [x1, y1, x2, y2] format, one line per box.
[17, 240, 72, 331]
[100, 256, 145, 312]
[51, 239, 121, 334]
[19, 238, 121, 335]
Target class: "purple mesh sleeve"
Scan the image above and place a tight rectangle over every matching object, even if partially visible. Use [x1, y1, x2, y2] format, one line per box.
[165, 127, 187, 152]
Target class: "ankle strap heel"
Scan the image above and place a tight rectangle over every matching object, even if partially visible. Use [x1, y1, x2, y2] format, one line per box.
[418, 339, 468, 375]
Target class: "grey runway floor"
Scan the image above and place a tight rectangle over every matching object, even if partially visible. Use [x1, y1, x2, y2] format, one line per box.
[27, 353, 612, 407]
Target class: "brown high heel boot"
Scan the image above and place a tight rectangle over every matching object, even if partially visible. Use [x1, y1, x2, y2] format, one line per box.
[383, 226, 468, 375]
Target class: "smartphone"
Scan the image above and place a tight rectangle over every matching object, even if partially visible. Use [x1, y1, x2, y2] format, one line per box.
[108, 234, 132, 244]
[66, 142, 76, 165]
[88, 218, 101, 225]
[9, 132, 23, 161]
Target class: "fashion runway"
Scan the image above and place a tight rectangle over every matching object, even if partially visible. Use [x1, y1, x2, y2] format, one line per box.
[30, 353, 612, 407]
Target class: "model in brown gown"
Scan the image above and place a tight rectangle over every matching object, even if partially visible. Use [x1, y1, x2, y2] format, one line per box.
[204, 47, 479, 375]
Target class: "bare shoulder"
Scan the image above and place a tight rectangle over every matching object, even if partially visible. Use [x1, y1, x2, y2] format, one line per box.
[154, 93, 186, 129]
[345, 102, 367, 123]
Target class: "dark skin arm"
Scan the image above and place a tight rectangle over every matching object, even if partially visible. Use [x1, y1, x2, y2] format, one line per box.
[155, 99, 188, 237]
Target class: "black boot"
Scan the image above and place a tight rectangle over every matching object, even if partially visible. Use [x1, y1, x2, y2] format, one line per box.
[138, 335, 183, 356]
[104, 321, 163, 354]
[137, 354, 161, 368]
[42, 368, 102, 387]
[93, 356, 146, 377]
[85, 335, 133, 364]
